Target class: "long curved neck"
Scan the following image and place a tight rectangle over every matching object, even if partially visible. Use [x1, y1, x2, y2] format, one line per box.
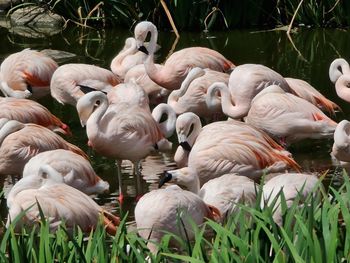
[152, 103, 176, 138]
[0, 120, 25, 146]
[111, 39, 137, 74]
[187, 117, 202, 147]
[335, 75, 350, 103]
[334, 120, 350, 147]
[86, 94, 109, 132]
[329, 58, 350, 83]
[143, 27, 169, 88]
[0, 81, 31, 99]
[207, 82, 248, 120]
[167, 68, 205, 106]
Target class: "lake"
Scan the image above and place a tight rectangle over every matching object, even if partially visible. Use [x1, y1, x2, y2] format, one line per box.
[0, 19, 349, 221]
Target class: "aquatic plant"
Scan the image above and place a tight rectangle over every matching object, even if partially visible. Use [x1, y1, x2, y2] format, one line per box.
[5, 0, 350, 30]
[1, 171, 350, 262]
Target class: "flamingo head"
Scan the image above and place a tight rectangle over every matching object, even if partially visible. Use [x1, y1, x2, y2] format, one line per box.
[76, 91, 105, 127]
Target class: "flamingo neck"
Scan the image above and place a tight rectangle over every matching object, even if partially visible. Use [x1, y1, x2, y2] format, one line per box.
[329, 58, 350, 83]
[334, 121, 350, 147]
[187, 117, 202, 147]
[86, 94, 109, 133]
[335, 75, 350, 103]
[111, 40, 137, 75]
[0, 120, 24, 146]
[207, 82, 247, 119]
[152, 103, 176, 138]
[0, 81, 31, 99]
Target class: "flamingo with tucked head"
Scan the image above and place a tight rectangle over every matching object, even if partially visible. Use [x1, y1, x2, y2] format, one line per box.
[0, 48, 58, 99]
[7, 164, 119, 234]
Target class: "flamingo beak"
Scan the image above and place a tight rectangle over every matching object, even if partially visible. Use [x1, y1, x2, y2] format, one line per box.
[138, 45, 149, 55]
[158, 171, 172, 188]
[179, 141, 192, 152]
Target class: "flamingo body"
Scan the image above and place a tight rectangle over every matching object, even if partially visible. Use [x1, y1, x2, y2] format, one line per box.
[0, 49, 58, 99]
[50, 63, 120, 106]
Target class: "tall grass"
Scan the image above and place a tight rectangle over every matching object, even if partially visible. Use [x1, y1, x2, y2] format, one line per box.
[6, 0, 350, 30]
[1, 172, 350, 262]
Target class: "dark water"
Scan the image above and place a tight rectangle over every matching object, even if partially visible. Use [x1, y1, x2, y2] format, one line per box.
[0, 20, 350, 221]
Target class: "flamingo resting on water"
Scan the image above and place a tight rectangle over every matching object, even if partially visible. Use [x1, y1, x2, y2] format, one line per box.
[0, 48, 58, 99]
[0, 96, 71, 135]
[167, 67, 229, 121]
[50, 63, 121, 106]
[22, 149, 109, 195]
[245, 85, 337, 145]
[7, 164, 119, 234]
[0, 118, 87, 176]
[159, 112, 300, 191]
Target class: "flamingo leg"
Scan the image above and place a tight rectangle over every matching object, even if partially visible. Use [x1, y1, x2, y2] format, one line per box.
[116, 160, 124, 204]
[133, 161, 143, 201]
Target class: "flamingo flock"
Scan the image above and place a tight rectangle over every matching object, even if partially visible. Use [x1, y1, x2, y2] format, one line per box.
[0, 20, 348, 254]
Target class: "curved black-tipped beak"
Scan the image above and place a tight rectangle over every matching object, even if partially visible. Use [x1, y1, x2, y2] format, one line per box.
[179, 141, 192, 152]
[78, 85, 107, 95]
[138, 45, 149, 55]
[158, 171, 172, 188]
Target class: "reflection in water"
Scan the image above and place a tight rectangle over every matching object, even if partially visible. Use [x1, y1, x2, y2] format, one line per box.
[0, 18, 350, 222]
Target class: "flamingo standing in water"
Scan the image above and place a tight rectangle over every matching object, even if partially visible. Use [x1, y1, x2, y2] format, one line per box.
[22, 149, 109, 195]
[0, 49, 58, 99]
[0, 118, 87, 176]
[159, 113, 299, 191]
[134, 185, 220, 254]
[245, 85, 337, 145]
[261, 173, 319, 226]
[167, 67, 229, 120]
[76, 91, 172, 201]
[7, 164, 119, 234]
[134, 21, 235, 91]
[50, 63, 121, 106]
[0, 97, 71, 135]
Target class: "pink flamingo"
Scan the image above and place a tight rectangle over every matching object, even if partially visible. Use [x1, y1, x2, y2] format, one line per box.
[0, 48, 58, 99]
[206, 63, 292, 119]
[159, 113, 299, 191]
[261, 172, 319, 226]
[50, 63, 121, 106]
[167, 67, 229, 120]
[331, 120, 350, 173]
[0, 96, 71, 135]
[329, 58, 350, 84]
[124, 64, 170, 105]
[22, 149, 109, 195]
[0, 118, 87, 175]
[134, 21, 235, 91]
[7, 164, 119, 234]
[245, 85, 337, 145]
[285, 77, 340, 115]
[135, 185, 220, 253]
[76, 91, 172, 201]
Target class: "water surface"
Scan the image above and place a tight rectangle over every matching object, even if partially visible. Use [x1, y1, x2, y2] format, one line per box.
[0, 20, 349, 221]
